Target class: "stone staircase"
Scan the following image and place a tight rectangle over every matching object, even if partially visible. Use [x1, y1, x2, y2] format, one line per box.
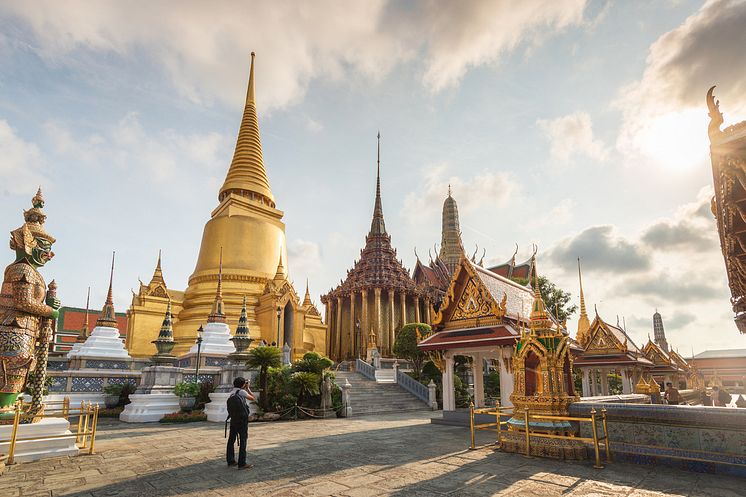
[335, 371, 431, 416]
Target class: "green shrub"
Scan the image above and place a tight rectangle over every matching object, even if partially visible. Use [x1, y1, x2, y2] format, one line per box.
[104, 383, 124, 396]
[393, 323, 431, 379]
[174, 382, 200, 398]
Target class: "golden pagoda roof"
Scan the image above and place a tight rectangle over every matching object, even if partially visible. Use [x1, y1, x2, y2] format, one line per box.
[219, 52, 275, 207]
[96, 252, 119, 328]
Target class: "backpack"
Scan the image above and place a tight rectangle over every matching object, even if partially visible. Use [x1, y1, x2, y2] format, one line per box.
[225, 392, 249, 437]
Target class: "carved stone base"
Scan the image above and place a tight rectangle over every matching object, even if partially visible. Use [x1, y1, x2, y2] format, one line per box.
[500, 430, 587, 460]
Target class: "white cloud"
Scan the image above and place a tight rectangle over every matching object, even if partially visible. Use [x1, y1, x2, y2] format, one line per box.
[0, 119, 46, 194]
[0, 1, 589, 109]
[537, 111, 607, 164]
[401, 163, 517, 225]
[44, 113, 231, 183]
[616, 0, 746, 170]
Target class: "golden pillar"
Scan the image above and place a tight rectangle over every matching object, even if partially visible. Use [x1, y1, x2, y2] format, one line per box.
[414, 296, 421, 323]
[335, 296, 342, 360]
[325, 300, 331, 357]
[388, 289, 395, 355]
[361, 289, 368, 358]
[349, 292, 356, 359]
[400, 292, 406, 327]
[374, 288, 382, 348]
[425, 298, 431, 324]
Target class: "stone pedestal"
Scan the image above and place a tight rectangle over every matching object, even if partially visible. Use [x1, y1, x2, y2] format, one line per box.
[0, 418, 79, 462]
[205, 364, 258, 423]
[188, 322, 235, 356]
[67, 326, 131, 360]
[119, 365, 183, 423]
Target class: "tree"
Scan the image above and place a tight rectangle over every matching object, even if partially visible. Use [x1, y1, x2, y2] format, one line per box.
[247, 346, 282, 411]
[293, 352, 333, 375]
[393, 323, 431, 379]
[291, 371, 320, 408]
[512, 275, 577, 322]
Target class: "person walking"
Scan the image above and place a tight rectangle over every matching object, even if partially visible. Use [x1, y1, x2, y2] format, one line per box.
[226, 376, 255, 469]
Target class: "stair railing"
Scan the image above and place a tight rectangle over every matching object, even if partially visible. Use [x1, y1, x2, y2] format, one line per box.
[395, 368, 430, 404]
[355, 358, 376, 380]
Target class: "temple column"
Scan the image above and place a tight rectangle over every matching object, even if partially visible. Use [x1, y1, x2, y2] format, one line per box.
[499, 347, 514, 407]
[325, 301, 331, 357]
[349, 292, 356, 360]
[443, 352, 456, 411]
[335, 297, 343, 360]
[581, 368, 590, 397]
[414, 296, 421, 322]
[473, 355, 485, 408]
[388, 290, 395, 355]
[425, 298, 432, 324]
[588, 369, 596, 396]
[621, 369, 631, 394]
[374, 288, 382, 349]
[400, 292, 407, 326]
[360, 289, 368, 358]
[601, 369, 609, 396]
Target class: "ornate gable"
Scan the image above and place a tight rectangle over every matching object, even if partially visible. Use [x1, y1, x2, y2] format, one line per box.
[643, 340, 670, 366]
[433, 257, 505, 330]
[584, 319, 625, 355]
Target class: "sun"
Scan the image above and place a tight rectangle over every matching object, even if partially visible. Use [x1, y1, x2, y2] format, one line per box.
[635, 108, 710, 172]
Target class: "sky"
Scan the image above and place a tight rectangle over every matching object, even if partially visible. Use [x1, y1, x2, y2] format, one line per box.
[1, 0, 746, 355]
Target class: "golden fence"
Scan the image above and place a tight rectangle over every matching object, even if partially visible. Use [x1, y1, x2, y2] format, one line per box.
[468, 403, 611, 469]
[0, 397, 100, 465]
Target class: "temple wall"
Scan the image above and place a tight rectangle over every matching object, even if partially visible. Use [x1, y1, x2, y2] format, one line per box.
[571, 402, 746, 477]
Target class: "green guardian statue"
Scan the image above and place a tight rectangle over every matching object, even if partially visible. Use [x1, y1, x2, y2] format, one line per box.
[0, 189, 59, 413]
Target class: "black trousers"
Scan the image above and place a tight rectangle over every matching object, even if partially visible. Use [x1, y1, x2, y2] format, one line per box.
[227, 422, 248, 466]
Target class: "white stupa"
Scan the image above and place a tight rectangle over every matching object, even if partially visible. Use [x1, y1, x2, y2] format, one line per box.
[189, 250, 235, 356]
[68, 253, 131, 360]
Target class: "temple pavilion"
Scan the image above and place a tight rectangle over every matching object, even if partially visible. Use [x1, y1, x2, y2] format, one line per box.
[418, 254, 560, 409]
[708, 86, 746, 334]
[321, 136, 427, 361]
[125, 53, 326, 360]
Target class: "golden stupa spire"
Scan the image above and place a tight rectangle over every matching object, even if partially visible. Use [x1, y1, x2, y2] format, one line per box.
[208, 247, 226, 323]
[149, 249, 166, 286]
[218, 52, 275, 206]
[576, 257, 590, 343]
[369, 132, 387, 235]
[96, 251, 119, 328]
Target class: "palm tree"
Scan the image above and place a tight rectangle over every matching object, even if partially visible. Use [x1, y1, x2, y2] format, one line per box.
[291, 371, 320, 408]
[247, 346, 282, 411]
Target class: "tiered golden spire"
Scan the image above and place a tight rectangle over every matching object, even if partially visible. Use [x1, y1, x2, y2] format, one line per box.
[77, 287, 91, 343]
[576, 258, 590, 344]
[150, 249, 165, 286]
[274, 246, 285, 280]
[96, 252, 119, 328]
[207, 248, 226, 323]
[219, 52, 275, 206]
[369, 132, 387, 236]
[302, 279, 312, 307]
[528, 255, 553, 334]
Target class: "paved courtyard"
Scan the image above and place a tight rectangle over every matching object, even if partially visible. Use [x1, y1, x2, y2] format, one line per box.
[1, 411, 742, 497]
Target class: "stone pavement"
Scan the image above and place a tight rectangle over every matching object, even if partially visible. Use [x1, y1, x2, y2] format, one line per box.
[0, 411, 742, 497]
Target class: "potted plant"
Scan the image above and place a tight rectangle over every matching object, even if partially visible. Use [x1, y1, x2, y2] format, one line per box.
[174, 381, 200, 411]
[103, 383, 124, 408]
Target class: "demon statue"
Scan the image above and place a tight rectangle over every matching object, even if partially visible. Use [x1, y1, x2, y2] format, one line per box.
[0, 188, 59, 416]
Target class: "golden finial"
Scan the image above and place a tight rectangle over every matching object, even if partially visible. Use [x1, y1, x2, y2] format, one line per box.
[208, 247, 226, 323]
[96, 251, 119, 328]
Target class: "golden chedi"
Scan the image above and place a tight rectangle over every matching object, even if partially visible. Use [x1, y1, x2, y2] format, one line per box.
[126, 53, 326, 359]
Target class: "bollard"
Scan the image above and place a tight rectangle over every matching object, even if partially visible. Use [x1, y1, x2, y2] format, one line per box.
[601, 408, 611, 462]
[76, 401, 84, 444]
[88, 405, 100, 455]
[7, 402, 21, 465]
[495, 401, 501, 446]
[468, 402, 476, 450]
[590, 408, 603, 469]
[523, 408, 531, 457]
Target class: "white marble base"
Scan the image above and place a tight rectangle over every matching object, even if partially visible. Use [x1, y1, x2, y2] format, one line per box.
[204, 391, 259, 423]
[44, 393, 106, 407]
[119, 393, 179, 423]
[68, 326, 131, 359]
[188, 322, 235, 356]
[0, 418, 79, 463]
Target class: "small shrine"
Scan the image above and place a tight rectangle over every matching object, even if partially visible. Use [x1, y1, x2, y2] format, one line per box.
[500, 263, 585, 459]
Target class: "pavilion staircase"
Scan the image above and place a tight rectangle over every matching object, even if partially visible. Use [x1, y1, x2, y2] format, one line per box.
[334, 371, 431, 416]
